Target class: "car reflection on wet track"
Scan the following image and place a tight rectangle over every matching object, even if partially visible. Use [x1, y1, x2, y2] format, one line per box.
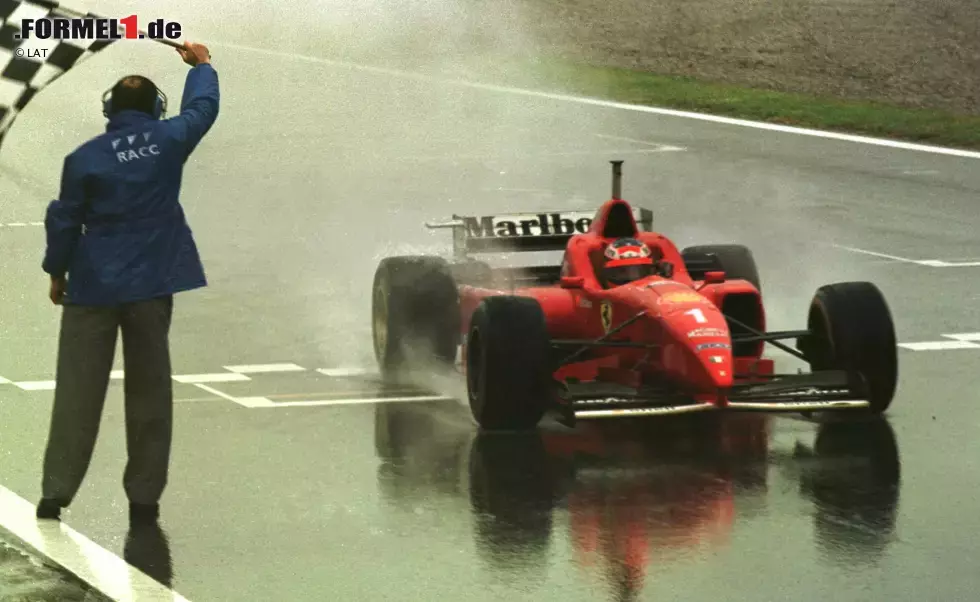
[794, 419, 901, 569]
[374, 403, 900, 600]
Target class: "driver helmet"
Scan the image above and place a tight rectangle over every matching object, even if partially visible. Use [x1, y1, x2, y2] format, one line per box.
[603, 237, 656, 286]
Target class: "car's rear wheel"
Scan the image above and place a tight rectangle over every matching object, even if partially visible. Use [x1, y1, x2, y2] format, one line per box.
[681, 244, 763, 356]
[450, 259, 494, 287]
[681, 244, 762, 292]
[799, 282, 898, 414]
[372, 256, 460, 376]
[466, 296, 552, 431]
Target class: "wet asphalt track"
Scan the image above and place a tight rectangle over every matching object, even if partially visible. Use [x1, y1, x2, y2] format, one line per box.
[2, 27, 980, 602]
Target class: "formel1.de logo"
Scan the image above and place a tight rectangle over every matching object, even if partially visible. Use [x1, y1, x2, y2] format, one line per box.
[14, 15, 182, 42]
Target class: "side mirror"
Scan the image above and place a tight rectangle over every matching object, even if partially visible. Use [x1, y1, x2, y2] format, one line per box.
[704, 271, 726, 284]
[560, 276, 584, 289]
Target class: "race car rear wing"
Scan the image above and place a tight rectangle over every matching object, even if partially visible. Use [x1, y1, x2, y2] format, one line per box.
[425, 207, 654, 259]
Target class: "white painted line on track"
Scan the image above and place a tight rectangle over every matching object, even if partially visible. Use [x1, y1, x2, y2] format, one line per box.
[223, 363, 306, 374]
[0, 375, 10, 385]
[918, 259, 980, 267]
[172, 373, 250, 384]
[209, 40, 980, 160]
[15, 380, 55, 391]
[833, 245, 980, 268]
[174, 395, 224, 404]
[232, 396, 276, 408]
[898, 341, 980, 351]
[407, 147, 683, 162]
[317, 367, 376, 377]
[832, 244, 925, 265]
[110, 370, 124, 380]
[250, 395, 456, 408]
[189, 383, 257, 408]
[0, 221, 43, 228]
[594, 133, 681, 149]
[945, 332, 980, 341]
[0, 485, 192, 601]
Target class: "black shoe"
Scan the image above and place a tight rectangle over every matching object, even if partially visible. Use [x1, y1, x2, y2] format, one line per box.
[36, 498, 64, 521]
[129, 502, 159, 525]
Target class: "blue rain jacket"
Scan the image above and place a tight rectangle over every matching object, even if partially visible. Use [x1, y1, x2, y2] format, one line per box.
[42, 63, 220, 305]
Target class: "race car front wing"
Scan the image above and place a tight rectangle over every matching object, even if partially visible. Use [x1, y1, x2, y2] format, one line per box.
[554, 370, 870, 425]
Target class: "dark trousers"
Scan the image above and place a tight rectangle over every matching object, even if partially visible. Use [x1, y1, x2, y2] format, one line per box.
[41, 296, 174, 506]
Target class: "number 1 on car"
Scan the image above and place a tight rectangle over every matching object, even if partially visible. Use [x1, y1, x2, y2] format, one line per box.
[684, 308, 707, 323]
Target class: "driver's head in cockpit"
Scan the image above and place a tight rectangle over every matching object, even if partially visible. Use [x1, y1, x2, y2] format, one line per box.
[602, 237, 659, 287]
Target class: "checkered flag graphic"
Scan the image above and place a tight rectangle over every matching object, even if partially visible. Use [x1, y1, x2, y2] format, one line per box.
[0, 0, 117, 150]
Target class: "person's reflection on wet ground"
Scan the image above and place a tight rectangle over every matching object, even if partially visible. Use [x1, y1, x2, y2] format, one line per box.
[373, 403, 901, 601]
[124, 521, 173, 588]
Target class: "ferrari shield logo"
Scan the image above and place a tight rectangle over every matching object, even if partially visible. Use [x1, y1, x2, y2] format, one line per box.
[600, 301, 613, 332]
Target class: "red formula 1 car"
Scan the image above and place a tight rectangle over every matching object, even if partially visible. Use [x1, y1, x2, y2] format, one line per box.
[370, 161, 898, 430]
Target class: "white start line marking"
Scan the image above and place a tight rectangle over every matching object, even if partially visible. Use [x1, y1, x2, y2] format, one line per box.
[241, 395, 455, 408]
[0, 221, 43, 228]
[190, 383, 253, 407]
[2, 330, 974, 403]
[0, 364, 382, 391]
[171, 373, 250, 384]
[0, 485, 193, 601]
[316, 367, 376, 377]
[947, 333, 980, 341]
[223, 363, 306, 373]
[899, 332, 980, 350]
[0, 364, 447, 409]
[899, 340, 979, 351]
[0, 334, 976, 398]
[14, 380, 56, 391]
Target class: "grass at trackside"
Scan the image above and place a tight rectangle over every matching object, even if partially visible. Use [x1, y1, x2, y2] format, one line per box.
[489, 59, 980, 150]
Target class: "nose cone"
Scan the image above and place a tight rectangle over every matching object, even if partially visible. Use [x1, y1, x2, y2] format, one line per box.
[693, 342, 733, 388]
[648, 288, 733, 390]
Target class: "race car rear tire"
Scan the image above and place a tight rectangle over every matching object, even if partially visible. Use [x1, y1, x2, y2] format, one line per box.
[681, 244, 762, 292]
[372, 256, 460, 375]
[682, 244, 763, 356]
[800, 282, 898, 414]
[466, 296, 551, 431]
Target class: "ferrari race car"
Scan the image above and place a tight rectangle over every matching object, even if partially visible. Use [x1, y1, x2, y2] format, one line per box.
[370, 161, 898, 431]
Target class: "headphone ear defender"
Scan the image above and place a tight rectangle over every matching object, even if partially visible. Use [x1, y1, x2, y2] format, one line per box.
[153, 88, 167, 119]
[102, 84, 168, 119]
[102, 87, 112, 118]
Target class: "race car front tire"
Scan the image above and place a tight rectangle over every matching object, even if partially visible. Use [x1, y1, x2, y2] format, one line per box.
[466, 296, 551, 431]
[372, 256, 460, 375]
[800, 281, 898, 414]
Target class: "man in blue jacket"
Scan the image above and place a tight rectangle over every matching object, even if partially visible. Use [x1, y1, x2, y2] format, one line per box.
[36, 41, 219, 525]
